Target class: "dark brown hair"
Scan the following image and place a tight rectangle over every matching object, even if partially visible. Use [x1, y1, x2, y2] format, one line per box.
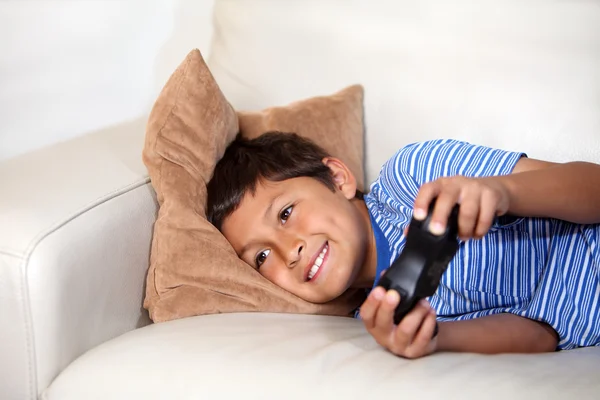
[207, 131, 355, 231]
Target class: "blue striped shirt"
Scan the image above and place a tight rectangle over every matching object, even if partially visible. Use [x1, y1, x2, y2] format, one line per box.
[364, 139, 600, 350]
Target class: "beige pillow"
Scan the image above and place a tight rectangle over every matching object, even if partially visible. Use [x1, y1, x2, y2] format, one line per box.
[142, 49, 366, 323]
[239, 84, 365, 190]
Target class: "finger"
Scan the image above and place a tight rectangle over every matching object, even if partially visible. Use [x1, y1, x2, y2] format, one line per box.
[359, 287, 385, 329]
[474, 190, 498, 238]
[413, 181, 442, 220]
[374, 290, 400, 335]
[394, 299, 432, 347]
[410, 308, 437, 350]
[429, 187, 461, 236]
[457, 186, 481, 240]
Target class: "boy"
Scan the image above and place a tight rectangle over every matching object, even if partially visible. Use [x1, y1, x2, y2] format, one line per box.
[207, 131, 600, 359]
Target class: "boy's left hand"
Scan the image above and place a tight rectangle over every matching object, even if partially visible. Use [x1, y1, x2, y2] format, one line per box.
[360, 286, 438, 359]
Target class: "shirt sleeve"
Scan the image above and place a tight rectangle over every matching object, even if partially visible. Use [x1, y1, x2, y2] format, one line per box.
[394, 138, 526, 184]
[375, 139, 527, 230]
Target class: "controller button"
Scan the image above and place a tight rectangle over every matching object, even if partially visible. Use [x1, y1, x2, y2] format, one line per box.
[397, 288, 408, 300]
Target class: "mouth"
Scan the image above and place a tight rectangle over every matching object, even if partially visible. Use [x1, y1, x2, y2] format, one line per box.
[305, 241, 329, 282]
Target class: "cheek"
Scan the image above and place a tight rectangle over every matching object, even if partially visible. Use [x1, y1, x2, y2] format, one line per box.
[328, 202, 361, 233]
[262, 255, 286, 279]
[262, 266, 290, 289]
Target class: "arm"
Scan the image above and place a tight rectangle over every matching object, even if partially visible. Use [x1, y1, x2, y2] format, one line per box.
[437, 312, 558, 354]
[500, 158, 600, 224]
[360, 288, 558, 358]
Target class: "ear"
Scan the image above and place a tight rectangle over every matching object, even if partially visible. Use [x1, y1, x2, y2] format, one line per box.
[322, 157, 357, 200]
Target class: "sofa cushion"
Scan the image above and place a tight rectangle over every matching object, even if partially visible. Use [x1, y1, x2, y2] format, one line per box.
[208, 0, 600, 185]
[43, 313, 600, 400]
[142, 49, 365, 323]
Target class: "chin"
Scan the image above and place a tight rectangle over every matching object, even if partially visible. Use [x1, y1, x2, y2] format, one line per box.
[300, 292, 332, 304]
[314, 287, 351, 304]
[300, 290, 341, 304]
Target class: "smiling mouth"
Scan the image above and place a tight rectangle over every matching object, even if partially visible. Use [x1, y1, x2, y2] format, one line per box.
[307, 242, 329, 281]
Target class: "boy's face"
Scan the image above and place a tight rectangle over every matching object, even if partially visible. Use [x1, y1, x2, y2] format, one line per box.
[221, 158, 376, 304]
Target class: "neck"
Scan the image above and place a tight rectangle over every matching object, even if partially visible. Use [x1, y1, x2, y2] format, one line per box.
[350, 197, 378, 288]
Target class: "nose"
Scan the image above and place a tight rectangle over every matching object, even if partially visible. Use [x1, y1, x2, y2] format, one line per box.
[281, 233, 305, 268]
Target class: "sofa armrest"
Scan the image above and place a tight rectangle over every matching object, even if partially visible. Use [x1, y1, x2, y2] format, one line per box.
[0, 118, 157, 400]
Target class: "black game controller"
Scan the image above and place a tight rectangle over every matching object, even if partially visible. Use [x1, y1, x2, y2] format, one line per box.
[377, 198, 460, 334]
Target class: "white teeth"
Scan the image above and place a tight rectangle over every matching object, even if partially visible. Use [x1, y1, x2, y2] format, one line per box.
[308, 265, 319, 280]
[308, 243, 328, 280]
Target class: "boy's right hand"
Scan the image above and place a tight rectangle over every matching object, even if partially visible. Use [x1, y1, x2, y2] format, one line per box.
[413, 175, 511, 240]
[360, 286, 438, 359]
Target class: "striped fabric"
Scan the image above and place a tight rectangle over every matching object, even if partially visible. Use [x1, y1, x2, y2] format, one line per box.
[364, 139, 600, 350]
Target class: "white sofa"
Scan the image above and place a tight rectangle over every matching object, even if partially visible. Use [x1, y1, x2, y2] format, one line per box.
[2, 1, 600, 399]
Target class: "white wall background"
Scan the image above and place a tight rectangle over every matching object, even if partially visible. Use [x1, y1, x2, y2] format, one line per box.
[0, 0, 216, 161]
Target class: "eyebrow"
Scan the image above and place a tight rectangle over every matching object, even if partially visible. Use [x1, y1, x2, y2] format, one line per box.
[239, 193, 283, 261]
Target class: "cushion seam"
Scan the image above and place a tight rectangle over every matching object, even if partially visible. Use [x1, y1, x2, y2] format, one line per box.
[0, 178, 152, 259]
[149, 52, 192, 291]
[0, 248, 26, 259]
[152, 157, 164, 297]
[18, 254, 36, 400]
[153, 52, 192, 153]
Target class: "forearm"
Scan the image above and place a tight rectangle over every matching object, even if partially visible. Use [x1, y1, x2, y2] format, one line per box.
[436, 313, 558, 354]
[496, 161, 600, 224]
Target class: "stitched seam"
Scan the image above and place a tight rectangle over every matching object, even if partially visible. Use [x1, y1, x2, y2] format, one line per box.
[15, 177, 151, 397]
[149, 54, 191, 291]
[18, 255, 35, 400]
[0, 248, 25, 258]
[22, 178, 150, 256]
[152, 157, 163, 301]
[7, 52, 187, 397]
[0, 178, 151, 258]
[154, 52, 191, 151]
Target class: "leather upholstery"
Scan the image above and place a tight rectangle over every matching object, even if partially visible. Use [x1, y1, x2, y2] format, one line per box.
[0, 120, 155, 399]
[44, 313, 600, 399]
[2, 1, 600, 399]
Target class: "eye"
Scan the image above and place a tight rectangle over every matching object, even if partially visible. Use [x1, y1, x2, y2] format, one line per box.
[255, 249, 271, 268]
[280, 206, 293, 224]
